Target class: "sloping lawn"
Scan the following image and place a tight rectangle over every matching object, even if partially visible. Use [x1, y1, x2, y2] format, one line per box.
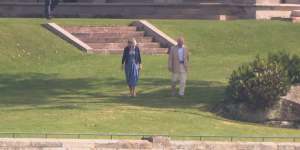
[0, 18, 300, 139]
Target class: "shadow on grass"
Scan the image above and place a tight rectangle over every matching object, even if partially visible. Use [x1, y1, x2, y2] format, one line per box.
[101, 77, 226, 111]
[0, 73, 225, 112]
[0, 73, 98, 108]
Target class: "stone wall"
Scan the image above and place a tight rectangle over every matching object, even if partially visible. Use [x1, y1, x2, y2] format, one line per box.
[0, 2, 255, 19]
[0, 1, 299, 19]
[1, 0, 300, 4]
[255, 4, 300, 19]
[0, 2, 299, 19]
[0, 137, 300, 150]
[285, 0, 300, 4]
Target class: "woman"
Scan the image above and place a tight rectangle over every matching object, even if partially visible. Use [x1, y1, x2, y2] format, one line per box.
[122, 38, 142, 97]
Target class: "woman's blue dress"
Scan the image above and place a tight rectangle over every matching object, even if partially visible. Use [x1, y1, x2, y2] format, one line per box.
[125, 49, 140, 87]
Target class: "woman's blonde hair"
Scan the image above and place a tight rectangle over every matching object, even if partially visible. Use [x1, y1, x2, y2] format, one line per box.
[128, 38, 137, 47]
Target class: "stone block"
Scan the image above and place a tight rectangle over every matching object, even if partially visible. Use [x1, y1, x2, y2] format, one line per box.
[223, 0, 255, 4]
[95, 140, 152, 149]
[236, 142, 261, 150]
[170, 141, 197, 150]
[290, 11, 300, 23]
[117, 140, 150, 149]
[0, 141, 32, 147]
[30, 142, 63, 148]
[154, 0, 183, 3]
[284, 0, 300, 4]
[77, 0, 107, 2]
[256, 0, 280, 4]
[278, 143, 299, 150]
[211, 142, 237, 150]
[259, 143, 277, 150]
[142, 136, 171, 149]
[291, 10, 300, 17]
[292, 17, 300, 23]
[42, 148, 66, 150]
[95, 142, 119, 148]
[295, 145, 300, 150]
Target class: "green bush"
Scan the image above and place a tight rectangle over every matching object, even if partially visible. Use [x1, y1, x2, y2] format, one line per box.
[226, 55, 290, 109]
[268, 52, 300, 84]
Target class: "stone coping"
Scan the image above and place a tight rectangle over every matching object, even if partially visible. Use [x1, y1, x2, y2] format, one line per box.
[45, 21, 172, 54]
[45, 23, 93, 53]
[133, 20, 176, 48]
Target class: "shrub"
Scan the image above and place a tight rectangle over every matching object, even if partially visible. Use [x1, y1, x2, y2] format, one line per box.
[226, 55, 290, 109]
[268, 52, 300, 84]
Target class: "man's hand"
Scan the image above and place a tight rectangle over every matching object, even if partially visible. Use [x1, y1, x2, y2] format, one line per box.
[139, 64, 143, 71]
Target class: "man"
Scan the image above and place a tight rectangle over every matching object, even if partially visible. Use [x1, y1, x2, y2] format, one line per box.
[168, 37, 189, 97]
[45, 0, 60, 19]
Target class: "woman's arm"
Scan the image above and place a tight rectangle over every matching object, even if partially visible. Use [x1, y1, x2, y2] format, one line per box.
[137, 47, 142, 64]
[122, 47, 127, 64]
[168, 47, 173, 72]
[121, 48, 127, 70]
[136, 47, 142, 70]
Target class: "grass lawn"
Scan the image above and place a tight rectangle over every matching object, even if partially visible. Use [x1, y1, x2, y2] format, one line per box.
[0, 18, 300, 139]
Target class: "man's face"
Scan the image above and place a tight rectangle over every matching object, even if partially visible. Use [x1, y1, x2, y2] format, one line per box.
[177, 39, 184, 47]
[128, 42, 133, 47]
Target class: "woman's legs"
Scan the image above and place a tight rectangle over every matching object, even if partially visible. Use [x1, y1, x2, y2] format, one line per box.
[128, 86, 137, 97]
[132, 87, 136, 97]
[128, 86, 133, 97]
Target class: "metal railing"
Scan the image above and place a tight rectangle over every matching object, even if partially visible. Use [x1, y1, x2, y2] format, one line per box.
[0, 132, 299, 142]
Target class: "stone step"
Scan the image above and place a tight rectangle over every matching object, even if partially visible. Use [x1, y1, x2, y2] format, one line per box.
[80, 37, 153, 43]
[61, 24, 167, 55]
[88, 42, 161, 49]
[92, 48, 168, 54]
[73, 32, 145, 38]
[64, 26, 137, 33]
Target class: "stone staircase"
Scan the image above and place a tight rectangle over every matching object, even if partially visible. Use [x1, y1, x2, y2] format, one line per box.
[63, 26, 168, 54]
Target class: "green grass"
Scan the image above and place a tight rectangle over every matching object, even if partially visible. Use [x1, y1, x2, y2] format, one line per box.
[1, 18, 300, 139]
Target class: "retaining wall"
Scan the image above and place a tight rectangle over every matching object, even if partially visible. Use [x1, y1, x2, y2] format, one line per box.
[0, 2, 300, 19]
[1, 138, 300, 149]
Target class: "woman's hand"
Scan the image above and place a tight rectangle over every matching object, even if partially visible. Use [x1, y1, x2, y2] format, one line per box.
[139, 64, 143, 71]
